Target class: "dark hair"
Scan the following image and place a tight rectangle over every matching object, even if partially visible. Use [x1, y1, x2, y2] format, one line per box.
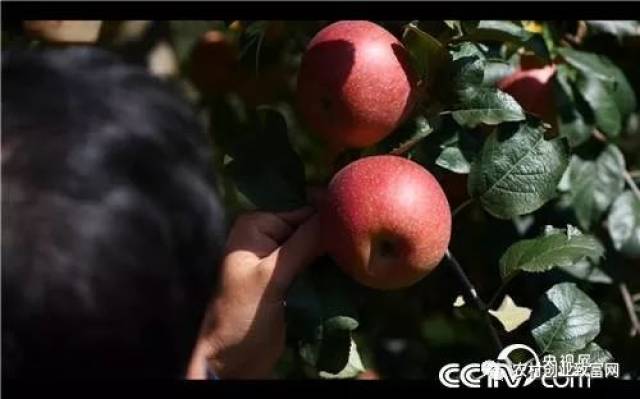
[1, 47, 226, 378]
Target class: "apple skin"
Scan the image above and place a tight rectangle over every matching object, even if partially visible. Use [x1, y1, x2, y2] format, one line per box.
[320, 155, 452, 290]
[497, 64, 557, 126]
[296, 21, 418, 149]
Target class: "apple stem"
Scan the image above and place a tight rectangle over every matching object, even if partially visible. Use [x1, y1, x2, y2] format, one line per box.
[445, 249, 504, 352]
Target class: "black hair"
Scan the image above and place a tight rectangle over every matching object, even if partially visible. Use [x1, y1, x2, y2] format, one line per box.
[1, 47, 226, 378]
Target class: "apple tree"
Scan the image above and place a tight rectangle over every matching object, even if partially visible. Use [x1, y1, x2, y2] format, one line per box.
[187, 20, 640, 380]
[9, 19, 639, 380]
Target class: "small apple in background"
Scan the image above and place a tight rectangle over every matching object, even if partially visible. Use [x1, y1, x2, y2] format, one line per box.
[189, 30, 240, 95]
[497, 63, 557, 127]
[320, 155, 452, 290]
[297, 20, 418, 150]
[23, 21, 103, 44]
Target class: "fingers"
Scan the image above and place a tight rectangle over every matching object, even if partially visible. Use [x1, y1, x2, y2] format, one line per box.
[273, 206, 314, 226]
[262, 214, 323, 293]
[254, 214, 294, 243]
[225, 207, 315, 257]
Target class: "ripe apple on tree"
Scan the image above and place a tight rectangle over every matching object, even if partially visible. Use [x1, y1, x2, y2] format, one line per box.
[497, 61, 557, 128]
[297, 20, 418, 150]
[320, 155, 452, 290]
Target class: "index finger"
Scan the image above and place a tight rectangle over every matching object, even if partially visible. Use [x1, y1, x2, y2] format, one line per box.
[274, 206, 314, 226]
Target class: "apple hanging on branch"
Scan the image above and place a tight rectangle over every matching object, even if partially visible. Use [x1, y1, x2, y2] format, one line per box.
[296, 20, 419, 150]
[320, 155, 452, 290]
[497, 62, 557, 128]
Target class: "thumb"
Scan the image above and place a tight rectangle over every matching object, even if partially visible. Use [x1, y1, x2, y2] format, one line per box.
[263, 214, 324, 294]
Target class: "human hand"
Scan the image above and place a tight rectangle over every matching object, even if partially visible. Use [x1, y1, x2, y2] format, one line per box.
[187, 206, 322, 379]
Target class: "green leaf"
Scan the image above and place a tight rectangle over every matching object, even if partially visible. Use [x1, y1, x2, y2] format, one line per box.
[444, 20, 463, 34]
[317, 334, 365, 379]
[607, 64, 638, 119]
[558, 47, 637, 123]
[576, 74, 622, 138]
[403, 24, 449, 82]
[564, 145, 626, 230]
[450, 42, 486, 87]
[531, 282, 602, 355]
[436, 147, 472, 174]
[572, 342, 614, 363]
[482, 59, 516, 87]
[557, 47, 617, 82]
[559, 259, 613, 285]
[435, 127, 482, 174]
[286, 258, 362, 378]
[452, 86, 525, 128]
[586, 21, 640, 40]
[554, 64, 594, 147]
[464, 20, 533, 43]
[225, 108, 307, 212]
[607, 190, 640, 257]
[468, 119, 570, 219]
[500, 226, 605, 281]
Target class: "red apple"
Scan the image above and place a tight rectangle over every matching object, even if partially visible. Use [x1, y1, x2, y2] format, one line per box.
[497, 64, 557, 126]
[296, 21, 418, 149]
[320, 155, 452, 290]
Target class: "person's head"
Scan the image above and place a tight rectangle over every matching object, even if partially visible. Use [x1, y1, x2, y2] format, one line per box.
[1, 47, 226, 378]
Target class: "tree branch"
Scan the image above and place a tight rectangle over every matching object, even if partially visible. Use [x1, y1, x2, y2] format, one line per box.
[591, 130, 640, 201]
[446, 250, 504, 351]
[619, 283, 640, 337]
[623, 169, 640, 202]
[452, 198, 474, 218]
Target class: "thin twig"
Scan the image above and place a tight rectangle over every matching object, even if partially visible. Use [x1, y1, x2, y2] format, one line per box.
[592, 129, 607, 142]
[632, 293, 640, 303]
[389, 135, 428, 156]
[452, 198, 474, 218]
[629, 170, 640, 180]
[488, 281, 510, 309]
[563, 21, 588, 47]
[446, 250, 504, 351]
[623, 170, 640, 202]
[591, 129, 640, 200]
[619, 283, 640, 337]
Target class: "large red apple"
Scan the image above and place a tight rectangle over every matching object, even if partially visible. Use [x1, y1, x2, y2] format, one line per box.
[296, 21, 418, 149]
[497, 64, 557, 126]
[320, 155, 452, 290]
